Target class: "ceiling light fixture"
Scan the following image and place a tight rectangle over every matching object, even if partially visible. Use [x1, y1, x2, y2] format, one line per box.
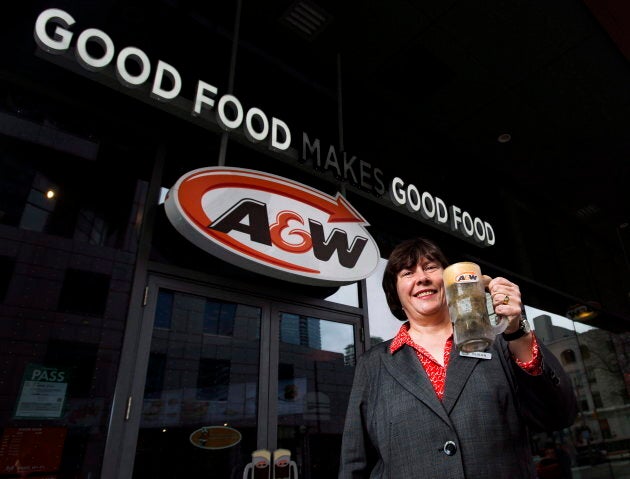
[281, 0, 331, 40]
[566, 302, 600, 322]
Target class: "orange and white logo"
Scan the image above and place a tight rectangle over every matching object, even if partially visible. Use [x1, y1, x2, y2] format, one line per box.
[164, 167, 380, 286]
[455, 272, 479, 283]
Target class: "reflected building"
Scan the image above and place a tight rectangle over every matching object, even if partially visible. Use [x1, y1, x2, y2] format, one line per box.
[280, 314, 322, 350]
[533, 315, 630, 457]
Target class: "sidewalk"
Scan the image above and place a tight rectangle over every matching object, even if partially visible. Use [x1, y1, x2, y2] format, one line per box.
[571, 460, 630, 479]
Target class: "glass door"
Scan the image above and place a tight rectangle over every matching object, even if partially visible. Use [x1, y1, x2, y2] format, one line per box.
[270, 304, 359, 479]
[130, 278, 270, 478]
[119, 276, 361, 479]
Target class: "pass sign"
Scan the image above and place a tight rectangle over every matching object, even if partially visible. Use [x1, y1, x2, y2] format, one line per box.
[164, 167, 380, 285]
[14, 365, 69, 419]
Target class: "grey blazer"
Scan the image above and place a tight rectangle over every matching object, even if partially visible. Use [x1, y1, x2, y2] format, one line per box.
[338, 335, 577, 479]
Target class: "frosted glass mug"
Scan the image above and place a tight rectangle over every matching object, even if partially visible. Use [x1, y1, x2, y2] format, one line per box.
[443, 262, 507, 352]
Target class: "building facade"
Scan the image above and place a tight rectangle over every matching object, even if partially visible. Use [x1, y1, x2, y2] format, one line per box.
[1, 2, 629, 478]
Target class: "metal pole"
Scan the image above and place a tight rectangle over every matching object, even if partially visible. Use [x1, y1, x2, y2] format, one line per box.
[218, 0, 242, 166]
[336, 53, 346, 197]
[616, 223, 630, 273]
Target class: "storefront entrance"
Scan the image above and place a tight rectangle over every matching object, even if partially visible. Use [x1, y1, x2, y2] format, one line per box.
[117, 275, 360, 479]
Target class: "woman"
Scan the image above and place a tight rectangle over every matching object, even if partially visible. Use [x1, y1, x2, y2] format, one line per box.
[339, 237, 577, 478]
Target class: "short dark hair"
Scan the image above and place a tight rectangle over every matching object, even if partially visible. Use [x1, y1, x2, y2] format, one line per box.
[381, 237, 450, 320]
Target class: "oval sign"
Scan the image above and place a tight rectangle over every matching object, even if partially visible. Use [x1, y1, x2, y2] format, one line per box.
[189, 426, 242, 450]
[164, 167, 380, 286]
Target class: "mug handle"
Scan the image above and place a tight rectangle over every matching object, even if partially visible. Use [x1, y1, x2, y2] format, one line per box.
[492, 314, 509, 335]
[483, 275, 509, 335]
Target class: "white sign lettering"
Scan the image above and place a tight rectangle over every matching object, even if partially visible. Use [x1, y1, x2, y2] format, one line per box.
[33, 7, 496, 247]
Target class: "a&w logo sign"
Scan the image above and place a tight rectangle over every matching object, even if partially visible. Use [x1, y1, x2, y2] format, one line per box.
[164, 167, 380, 286]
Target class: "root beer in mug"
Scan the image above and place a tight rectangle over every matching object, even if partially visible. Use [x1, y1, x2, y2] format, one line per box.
[443, 262, 507, 352]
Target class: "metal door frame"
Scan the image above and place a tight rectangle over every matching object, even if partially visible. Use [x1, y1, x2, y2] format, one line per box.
[103, 273, 364, 478]
[267, 301, 362, 450]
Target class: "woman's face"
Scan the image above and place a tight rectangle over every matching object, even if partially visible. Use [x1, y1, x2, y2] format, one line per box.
[396, 256, 447, 321]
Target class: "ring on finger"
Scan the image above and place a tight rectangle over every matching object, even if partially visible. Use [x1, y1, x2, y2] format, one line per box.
[502, 295, 510, 305]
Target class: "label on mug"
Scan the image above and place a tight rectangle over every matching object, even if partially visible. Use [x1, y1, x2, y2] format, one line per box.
[454, 272, 479, 283]
[443, 261, 482, 287]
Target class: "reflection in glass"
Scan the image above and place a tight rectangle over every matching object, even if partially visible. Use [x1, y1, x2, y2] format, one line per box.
[133, 289, 261, 478]
[528, 310, 630, 476]
[277, 313, 355, 479]
[325, 283, 359, 307]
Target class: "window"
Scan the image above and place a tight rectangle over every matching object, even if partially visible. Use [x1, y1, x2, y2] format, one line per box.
[74, 208, 109, 246]
[154, 290, 174, 329]
[598, 418, 612, 439]
[144, 353, 167, 399]
[19, 173, 58, 233]
[0, 256, 15, 302]
[280, 313, 322, 349]
[58, 269, 110, 316]
[279, 363, 294, 381]
[202, 300, 235, 336]
[44, 340, 97, 397]
[561, 349, 577, 365]
[197, 358, 231, 401]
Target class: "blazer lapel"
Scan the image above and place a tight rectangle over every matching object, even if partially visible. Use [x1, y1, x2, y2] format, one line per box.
[382, 346, 451, 425]
[441, 347, 479, 414]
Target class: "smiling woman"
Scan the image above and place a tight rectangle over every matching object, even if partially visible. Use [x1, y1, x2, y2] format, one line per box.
[339, 236, 578, 479]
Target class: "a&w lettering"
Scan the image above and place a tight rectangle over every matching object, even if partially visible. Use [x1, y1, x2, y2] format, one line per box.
[164, 167, 380, 286]
[210, 199, 368, 268]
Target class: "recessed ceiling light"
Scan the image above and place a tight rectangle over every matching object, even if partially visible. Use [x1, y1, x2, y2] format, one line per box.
[281, 0, 331, 40]
[575, 204, 600, 219]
